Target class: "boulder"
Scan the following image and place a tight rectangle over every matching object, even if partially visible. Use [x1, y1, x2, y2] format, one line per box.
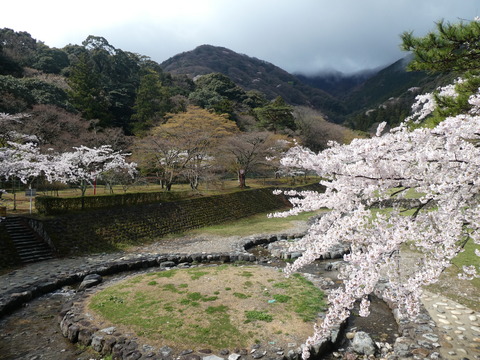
[352, 331, 377, 356]
[91, 334, 104, 352]
[78, 274, 102, 290]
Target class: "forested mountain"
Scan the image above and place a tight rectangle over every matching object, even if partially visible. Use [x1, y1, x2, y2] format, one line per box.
[342, 57, 454, 131]
[0, 27, 454, 138]
[298, 56, 454, 131]
[161, 45, 347, 122]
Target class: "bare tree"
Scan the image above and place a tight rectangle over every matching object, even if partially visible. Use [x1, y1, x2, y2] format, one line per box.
[294, 106, 360, 152]
[133, 106, 238, 190]
[219, 131, 291, 188]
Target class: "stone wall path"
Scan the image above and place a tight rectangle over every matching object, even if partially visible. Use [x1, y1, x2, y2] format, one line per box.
[421, 291, 480, 359]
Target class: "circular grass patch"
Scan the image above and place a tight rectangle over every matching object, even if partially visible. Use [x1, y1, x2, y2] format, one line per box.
[87, 264, 326, 351]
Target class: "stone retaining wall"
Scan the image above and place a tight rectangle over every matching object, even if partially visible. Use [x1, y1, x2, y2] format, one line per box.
[31, 184, 323, 257]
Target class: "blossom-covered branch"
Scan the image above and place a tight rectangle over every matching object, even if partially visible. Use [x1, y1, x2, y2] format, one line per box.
[274, 82, 480, 358]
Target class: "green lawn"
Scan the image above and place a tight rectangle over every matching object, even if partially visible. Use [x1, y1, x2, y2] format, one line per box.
[88, 265, 326, 350]
[185, 209, 323, 237]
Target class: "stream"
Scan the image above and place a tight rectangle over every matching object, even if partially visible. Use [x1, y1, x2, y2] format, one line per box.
[0, 248, 398, 360]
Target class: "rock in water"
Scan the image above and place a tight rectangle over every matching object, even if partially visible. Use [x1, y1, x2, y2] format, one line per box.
[352, 331, 377, 356]
[78, 274, 102, 290]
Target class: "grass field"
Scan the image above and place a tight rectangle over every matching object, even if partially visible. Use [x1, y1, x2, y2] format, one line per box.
[88, 265, 326, 350]
[184, 209, 322, 237]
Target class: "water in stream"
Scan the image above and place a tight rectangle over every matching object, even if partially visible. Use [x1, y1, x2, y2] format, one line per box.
[0, 289, 90, 360]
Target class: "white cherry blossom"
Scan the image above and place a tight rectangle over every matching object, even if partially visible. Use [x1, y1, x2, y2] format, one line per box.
[275, 82, 480, 358]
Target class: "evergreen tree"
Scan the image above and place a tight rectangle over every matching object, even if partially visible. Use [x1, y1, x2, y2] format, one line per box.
[402, 19, 480, 73]
[189, 73, 247, 118]
[67, 53, 112, 127]
[402, 19, 480, 126]
[131, 70, 170, 134]
[31, 43, 69, 74]
[254, 96, 295, 133]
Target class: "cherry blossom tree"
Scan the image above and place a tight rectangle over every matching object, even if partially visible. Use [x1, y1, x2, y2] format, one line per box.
[0, 112, 36, 146]
[1, 113, 137, 211]
[275, 83, 480, 358]
[274, 19, 480, 359]
[0, 141, 51, 184]
[0, 124, 55, 212]
[0, 114, 48, 193]
[53, 145, 137, 200]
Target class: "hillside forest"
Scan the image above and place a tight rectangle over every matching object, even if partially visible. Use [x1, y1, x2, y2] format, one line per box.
[0, 28, 447, 191]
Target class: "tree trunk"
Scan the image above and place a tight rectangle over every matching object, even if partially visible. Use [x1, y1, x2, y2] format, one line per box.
[80, 180, 87, 210]
[165, 171, 176, 191]
[190, 173, 199, 190]
[238, 169, 246, 189]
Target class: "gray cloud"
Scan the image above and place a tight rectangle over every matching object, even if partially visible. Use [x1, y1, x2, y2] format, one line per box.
[2, 0, 479, 74]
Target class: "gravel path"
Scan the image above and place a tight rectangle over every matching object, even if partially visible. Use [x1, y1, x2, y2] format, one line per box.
[0, 221, 310, 299]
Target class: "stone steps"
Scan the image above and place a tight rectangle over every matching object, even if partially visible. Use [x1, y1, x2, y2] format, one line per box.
[4, 217, 54, 264]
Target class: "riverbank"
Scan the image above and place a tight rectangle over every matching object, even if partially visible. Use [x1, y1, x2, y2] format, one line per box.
[0, 223, 479, 359]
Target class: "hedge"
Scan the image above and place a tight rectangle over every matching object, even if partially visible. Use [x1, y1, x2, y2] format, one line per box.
[35, 191, 192, 215]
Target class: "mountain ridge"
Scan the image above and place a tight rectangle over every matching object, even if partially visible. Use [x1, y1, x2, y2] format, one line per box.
[160, 44, 450, 127]
[161, 44, 348, 122]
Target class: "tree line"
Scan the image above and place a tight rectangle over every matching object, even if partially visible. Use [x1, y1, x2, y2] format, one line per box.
[0, 30, 357, 190]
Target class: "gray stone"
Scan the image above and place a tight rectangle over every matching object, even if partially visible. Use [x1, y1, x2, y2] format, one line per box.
[422, 333, 439, 342]
[77, 328, 93, 346]
[160, 261, 176, 268]
[202, 356, 224, 360]
[100, 326, 116, 335]
[228, 354, 241, 360]
[59, 316, 71, 337]
[415, 324, 433, 333]
[66, 324, 79, 342]
[394, 337, 412, 357]
[103, 336, 116, 350]
[125, 340, 138, 352]
[112, 342, 125, 358]
[125, 350, 142, 360]
[184, 355, 201, 360]
[252, 351, 266, 359]
[352, 331, 377, 356]
[78, 274, 102, 290]
[91, 334, 104, 352]
[286, 349, 298, 360]
[330, 327, 340, 344]
[417, 340, 434, 349]
[160, 345, 173, 357]
[180, 349, 194, 355]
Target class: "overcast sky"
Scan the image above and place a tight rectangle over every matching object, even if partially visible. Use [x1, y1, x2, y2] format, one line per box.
[1, 0, 478, 75]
